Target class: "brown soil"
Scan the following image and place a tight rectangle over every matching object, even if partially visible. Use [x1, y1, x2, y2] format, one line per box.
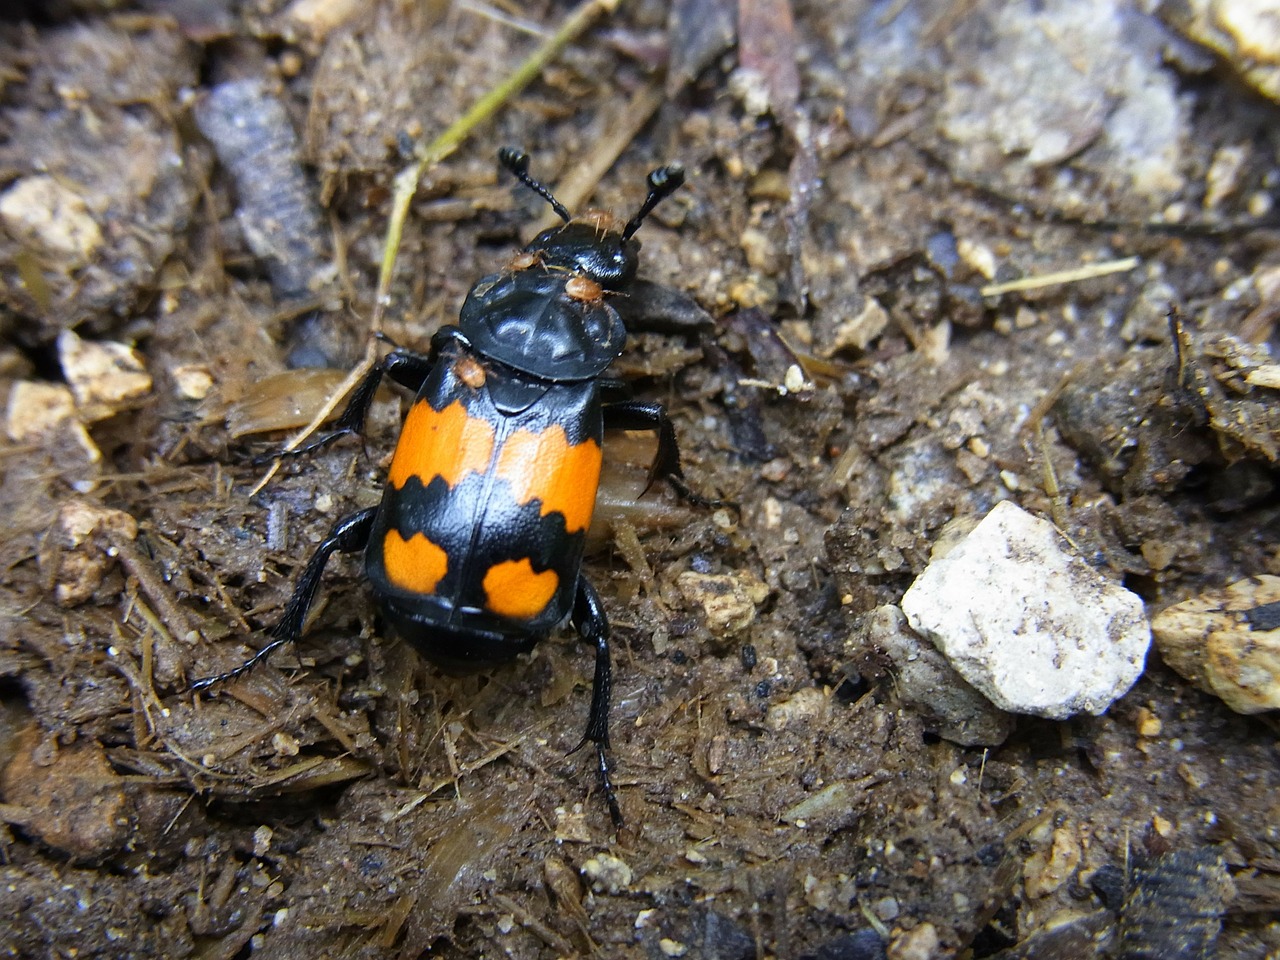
[1, 2, 1278, 958]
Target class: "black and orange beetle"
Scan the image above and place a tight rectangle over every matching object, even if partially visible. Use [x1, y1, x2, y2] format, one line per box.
[194, 149, 715, 825]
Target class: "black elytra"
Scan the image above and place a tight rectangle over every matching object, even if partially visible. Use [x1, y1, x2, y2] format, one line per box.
[192, 149, 717, 827]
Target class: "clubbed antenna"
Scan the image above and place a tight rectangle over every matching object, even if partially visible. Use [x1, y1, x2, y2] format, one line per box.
[622, 163, 685, 241]
[499, 147, 571, 223]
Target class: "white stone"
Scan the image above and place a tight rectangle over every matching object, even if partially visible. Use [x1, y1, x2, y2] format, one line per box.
[582, 853, 633, 895]
[0, 174, 103, 265]
[901, 501, 1150, 719]
[57, 329, 152, 420]
[6, 380, 76, 442]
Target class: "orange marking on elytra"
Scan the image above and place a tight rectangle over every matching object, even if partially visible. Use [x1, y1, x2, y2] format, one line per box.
[382, 529, 448, 594]
[482, 558, 559, 620]
[494, 425, 602, 533]
[388, 399, 495, 491]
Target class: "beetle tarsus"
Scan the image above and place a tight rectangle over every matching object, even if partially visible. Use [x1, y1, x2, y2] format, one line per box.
[251, 427, 354, 466]
[189, 637, 287, 690]
[596, 743, 623, 829]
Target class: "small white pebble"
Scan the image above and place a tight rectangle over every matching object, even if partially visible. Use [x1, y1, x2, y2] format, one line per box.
[582, 853, 633, 894]
[783, 364, 808, 394]
[173, 364, 214, 401]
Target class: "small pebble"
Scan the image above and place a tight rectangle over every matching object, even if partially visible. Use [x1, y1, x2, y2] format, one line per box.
[173, 363, 214, 401]
[676, 571, 769, 637]
[1151, 575, 1280, 714]
[58, 329, 152, 420]
[582, 853, 633, 895]
[0, 174, 103, 265]
[1135, 706, 1163, 738]
[1024, 826, 1082, 899]
[6, 381, 77, 442]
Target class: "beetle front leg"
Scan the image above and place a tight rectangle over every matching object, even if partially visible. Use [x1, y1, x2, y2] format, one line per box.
[569, 577, 622, 828]
[190, 507, 377, 691]
[261, 327, 472, 463]
[602, 400, 724, 507]
[257, 349, 435, 464]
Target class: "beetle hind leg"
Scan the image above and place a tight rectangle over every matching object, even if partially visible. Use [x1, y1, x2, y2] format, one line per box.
[190, 507, 377, 691]
[568, 577, 622, 828]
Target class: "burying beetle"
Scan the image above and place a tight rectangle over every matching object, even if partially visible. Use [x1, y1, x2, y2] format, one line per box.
[193, 148, 719, 826]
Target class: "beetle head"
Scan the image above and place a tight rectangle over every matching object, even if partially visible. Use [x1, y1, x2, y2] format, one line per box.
[499, 148, 685, 290]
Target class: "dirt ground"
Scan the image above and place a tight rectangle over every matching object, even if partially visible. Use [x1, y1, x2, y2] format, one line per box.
[1, 0, 1279, 957]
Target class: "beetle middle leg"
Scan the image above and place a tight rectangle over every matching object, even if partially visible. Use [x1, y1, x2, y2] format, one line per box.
[603, 400, 724, 507]
[569, 577, 622, 828]
[190, 507, 377, 691]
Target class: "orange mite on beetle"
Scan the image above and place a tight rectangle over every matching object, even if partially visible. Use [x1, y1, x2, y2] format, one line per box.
[191, 148, 718, 827]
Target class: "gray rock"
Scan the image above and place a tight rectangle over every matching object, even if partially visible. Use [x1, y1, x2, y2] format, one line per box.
[865, 605, 1013, 746]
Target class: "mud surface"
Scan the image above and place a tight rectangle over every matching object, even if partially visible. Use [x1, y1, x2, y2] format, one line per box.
[2, 1, 1279, 958]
